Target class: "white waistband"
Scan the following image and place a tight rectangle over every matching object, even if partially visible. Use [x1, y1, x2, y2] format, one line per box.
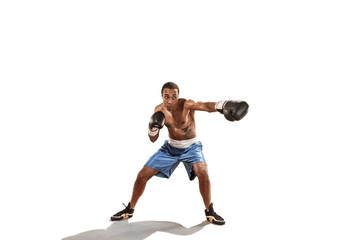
[168, 137, 198, 149]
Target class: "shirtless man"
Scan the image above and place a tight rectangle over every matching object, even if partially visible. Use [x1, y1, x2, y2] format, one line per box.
[110, 82, 248, 225]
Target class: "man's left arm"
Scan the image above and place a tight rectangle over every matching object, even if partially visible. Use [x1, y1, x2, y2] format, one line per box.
[186, 99, 249, 121]
[185, 100, 217, 113]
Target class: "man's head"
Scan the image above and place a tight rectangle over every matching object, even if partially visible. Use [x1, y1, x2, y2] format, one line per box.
[161, 82, 179, 111]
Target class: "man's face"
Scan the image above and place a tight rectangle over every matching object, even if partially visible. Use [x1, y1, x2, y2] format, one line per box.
[162, 88, 179, 111]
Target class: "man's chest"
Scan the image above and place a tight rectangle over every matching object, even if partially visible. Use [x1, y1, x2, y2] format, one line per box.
[164, 110, 192, 129]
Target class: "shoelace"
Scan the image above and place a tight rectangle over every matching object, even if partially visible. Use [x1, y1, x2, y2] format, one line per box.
[123, 203, 134, 211]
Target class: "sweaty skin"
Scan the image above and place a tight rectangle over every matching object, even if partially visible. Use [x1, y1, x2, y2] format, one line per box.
[149, 88, 217, 142]
[130, 87, 216, 210]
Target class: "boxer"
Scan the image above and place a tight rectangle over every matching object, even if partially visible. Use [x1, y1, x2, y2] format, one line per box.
[110, 82, 248, 225]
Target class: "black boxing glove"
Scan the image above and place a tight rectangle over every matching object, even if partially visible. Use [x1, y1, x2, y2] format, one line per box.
[148, 111, 165, 136]
[215, 100, 249, 121]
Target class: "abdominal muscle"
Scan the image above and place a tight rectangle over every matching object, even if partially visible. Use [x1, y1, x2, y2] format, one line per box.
[160, 100, 197, 140]
[165, 116, 196, 140]
[168, 125, 197, 140]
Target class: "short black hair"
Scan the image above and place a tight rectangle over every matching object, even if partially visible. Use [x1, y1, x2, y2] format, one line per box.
[161, 82, 179, 95]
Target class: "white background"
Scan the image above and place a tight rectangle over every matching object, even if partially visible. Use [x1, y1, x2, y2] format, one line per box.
[1, 1, 359, 239]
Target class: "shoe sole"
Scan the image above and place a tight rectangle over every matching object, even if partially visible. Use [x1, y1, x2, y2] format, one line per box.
[110, 213, 133, 221]
[206, 216, 225, 225]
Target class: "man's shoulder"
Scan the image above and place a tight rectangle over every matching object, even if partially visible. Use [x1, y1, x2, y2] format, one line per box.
[182, 98, 195, 104]
[154, 103, 164, 111]
[183, 99, 196, 108]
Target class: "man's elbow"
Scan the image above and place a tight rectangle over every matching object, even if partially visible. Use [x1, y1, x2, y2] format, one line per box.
[149, 135, 158, 143]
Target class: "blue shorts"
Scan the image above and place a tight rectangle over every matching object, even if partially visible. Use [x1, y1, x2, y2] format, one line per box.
[145, 140, 206, 181]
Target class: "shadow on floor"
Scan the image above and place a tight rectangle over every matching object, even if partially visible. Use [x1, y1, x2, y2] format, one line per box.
[62, 220, 209, 240]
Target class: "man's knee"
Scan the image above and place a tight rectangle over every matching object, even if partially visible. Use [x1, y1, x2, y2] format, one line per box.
[194, 162, 209, 180]
[137, 166, 158, 183]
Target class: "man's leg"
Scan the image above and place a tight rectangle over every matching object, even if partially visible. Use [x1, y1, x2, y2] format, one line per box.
[193, 162, 211, 209]
[193, 162, 225, 225]
[110, 166, 158, 221]
[130, 165, 159, 208]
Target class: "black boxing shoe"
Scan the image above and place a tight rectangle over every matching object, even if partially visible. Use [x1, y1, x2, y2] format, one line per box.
[205, 203, 225, 225]
[110, 203, 134, 221]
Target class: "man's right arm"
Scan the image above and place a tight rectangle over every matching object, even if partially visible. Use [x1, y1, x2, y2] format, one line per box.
[148, 110, 165, 142]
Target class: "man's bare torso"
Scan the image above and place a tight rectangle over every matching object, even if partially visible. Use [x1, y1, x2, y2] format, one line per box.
[155, 98, 196, 140]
